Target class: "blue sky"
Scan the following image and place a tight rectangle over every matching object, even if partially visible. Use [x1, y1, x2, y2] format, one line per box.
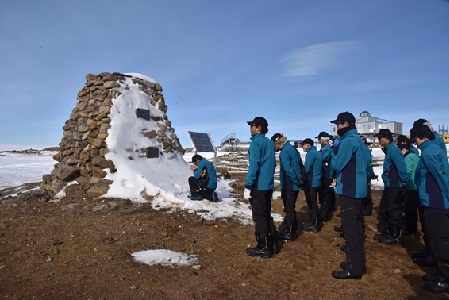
[1, 0, 448, 149]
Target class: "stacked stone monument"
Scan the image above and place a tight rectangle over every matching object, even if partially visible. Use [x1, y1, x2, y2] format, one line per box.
[41, 72, 184, 197]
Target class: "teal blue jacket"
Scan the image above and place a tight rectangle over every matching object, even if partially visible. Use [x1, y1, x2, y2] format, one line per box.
[381, 142, 407, 188]
[434, 131, 447, 155]
[331, 129, 370, 198]
[245, 133, 276, 191]
[193, 158, 217, 190]
[404, 152, 419, 191]
[416, 140, 449, 209]
[279, 142, 302, 191]
[320, 143, 335, 179]
[304, 146, 322, 188]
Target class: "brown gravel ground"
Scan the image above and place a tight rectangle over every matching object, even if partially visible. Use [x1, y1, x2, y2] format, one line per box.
[0, 152, 448, 300]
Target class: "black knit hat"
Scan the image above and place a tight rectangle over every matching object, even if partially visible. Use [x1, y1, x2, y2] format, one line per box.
[375, 129, 393, 140]
[315, 131, 332, 140]
[301, 138, 314, 146]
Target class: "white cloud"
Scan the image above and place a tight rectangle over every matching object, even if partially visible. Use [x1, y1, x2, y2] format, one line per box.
[281, 41, 360, 77]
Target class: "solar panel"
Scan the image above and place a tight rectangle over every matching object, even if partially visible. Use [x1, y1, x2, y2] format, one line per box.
[188, 131, 215, 152]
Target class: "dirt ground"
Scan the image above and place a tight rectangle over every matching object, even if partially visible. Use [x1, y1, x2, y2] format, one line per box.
[1, 152, 448, 300]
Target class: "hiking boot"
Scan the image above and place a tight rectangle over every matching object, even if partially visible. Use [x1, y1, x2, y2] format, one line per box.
[380, 227, 402, 245]
[247, 233, 273, 258]
[331, 270, 362, 280]
[278, 222, 296, 241]
[340, 262, 367, 274]
[302, 217, 320, 233]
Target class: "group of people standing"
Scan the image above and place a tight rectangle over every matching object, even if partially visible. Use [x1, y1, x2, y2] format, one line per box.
[241, 113, 449, 294]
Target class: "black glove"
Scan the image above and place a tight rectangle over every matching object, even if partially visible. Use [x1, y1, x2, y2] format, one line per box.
[369, 174, 378, 180]
[296, 176, 305, 187]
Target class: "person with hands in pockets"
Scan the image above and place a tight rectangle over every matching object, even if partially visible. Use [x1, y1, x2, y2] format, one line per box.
[271, 132, 303, 241]
[243, 117, 276, 258]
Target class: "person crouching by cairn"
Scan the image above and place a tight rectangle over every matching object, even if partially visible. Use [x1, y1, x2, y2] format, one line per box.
[301, 138, 323, 233]
[243, 117, 278, 258]
[271, 133, 303, 241]
[316, 131, 336, 222]
[188, 155, 218, 201]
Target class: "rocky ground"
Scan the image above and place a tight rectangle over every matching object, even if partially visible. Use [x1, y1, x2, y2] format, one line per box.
[0, 152, 448, 300]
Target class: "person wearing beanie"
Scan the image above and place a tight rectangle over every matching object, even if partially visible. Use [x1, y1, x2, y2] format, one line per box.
[410, 118, 446, 155]
[244, 117, 277, 258]
[271, 133, 304, 241]
[397, 134, 419, 156]
[413, 125, 449, 294]
[329, 111, 370, 280]
[301, 137, 323, 233]
[373, 129, 407, 245]
[316, 131, 336, 221]
[396, 137, 419, 235]
[188, 154, 218, 201]
[409, 119, 446, 266]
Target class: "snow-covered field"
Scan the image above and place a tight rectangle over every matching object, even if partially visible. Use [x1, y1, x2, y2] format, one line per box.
[0, 151, 56, 190]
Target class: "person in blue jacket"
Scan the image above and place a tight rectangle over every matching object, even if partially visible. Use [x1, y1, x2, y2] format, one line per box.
[411, 118, 447, 155]
[330, 111, 370, 280]
[271, 133, 303, 241]
[409, 119, 447, 267]
[316, 131, 336, 221]
[301, 138, 323, 232]
[373, 129, 407, 245]
[188, 154, 217, 201]
[413, 125, 449, 294]
[397, 136, 419, 235]
[244, 117, 277, 258]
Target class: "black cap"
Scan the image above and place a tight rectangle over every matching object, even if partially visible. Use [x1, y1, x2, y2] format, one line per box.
[247, 117, 268, 127]
[301, 138, 314, 146]
[315, 131, 331, 139]
[375, 129, 393, 140]
[330, 111, 356, 125]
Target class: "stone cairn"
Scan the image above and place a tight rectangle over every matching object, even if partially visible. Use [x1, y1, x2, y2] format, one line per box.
[41, 72, 184, 197]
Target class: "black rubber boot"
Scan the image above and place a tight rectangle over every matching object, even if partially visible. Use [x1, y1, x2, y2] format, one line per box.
[424, 262, 449, 294]
[380, 227, 402, 245]
[269, 217, 280, 254]
[278, 222, 296, 241]
[374, 225, 391, 241]
[303, 217, 320, 233]
[247, 233, 273, 258]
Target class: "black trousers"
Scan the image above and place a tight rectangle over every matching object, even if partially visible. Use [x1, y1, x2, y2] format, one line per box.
[378, 187, 404, 229]
[281, 189, 299, 225]
[188, 176, 213, 199]
[250, 190, 273, 234]
[403, 189, 419, 233]
[362, 182, 373, 215]
[304, 185, 320, 220]
[319, 184, 336, 218]
[418, 204, 433, 254]
[423, 207, 449, 263]
[340, 195, 366, 275]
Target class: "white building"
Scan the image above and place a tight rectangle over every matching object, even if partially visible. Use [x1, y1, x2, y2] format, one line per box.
[330, 111, 402, 144]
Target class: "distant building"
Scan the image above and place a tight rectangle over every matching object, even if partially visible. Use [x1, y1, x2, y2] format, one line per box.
[219, 133, 250, 152]
[330, 111, 402, 144]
